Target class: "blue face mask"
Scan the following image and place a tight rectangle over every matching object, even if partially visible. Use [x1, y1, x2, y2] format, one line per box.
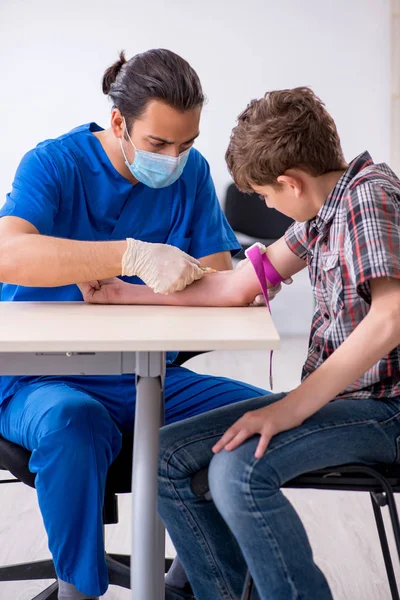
[120, 119, 191, 189]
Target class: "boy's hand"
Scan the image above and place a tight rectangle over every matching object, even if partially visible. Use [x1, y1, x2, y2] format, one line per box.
[212, 395, 303, 459]
[236, 258, 293, 305]
[253, 278, 293, 305]
[78, 277, 125, 304]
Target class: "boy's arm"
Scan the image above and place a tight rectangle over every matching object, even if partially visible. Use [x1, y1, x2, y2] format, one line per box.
[79, 235, 306, 306]
[79, 257, 264, 307]
[263, 235, 307, 279]
[213, 276, 400, 458]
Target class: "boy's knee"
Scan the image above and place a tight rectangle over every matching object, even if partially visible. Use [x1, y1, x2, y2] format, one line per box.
[208, 448, 247, 512]
[209, 445, 280, 517]
[158, 423, 190, 479]
[158, 424, 211, 484]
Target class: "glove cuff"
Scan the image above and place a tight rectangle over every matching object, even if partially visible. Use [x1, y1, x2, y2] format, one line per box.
[121, 238, 138, 277]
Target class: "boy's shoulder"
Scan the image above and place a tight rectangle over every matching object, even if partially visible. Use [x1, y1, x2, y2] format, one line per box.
[347, 160, 400, 199]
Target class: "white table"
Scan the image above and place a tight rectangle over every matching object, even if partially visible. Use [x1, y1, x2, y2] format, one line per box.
[0, 302, 280, 599]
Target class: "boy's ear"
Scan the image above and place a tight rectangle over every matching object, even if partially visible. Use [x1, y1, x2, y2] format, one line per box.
[277, 174, 303, 199]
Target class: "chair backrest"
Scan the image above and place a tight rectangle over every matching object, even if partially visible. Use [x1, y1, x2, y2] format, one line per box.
[224, 183, 293, 241]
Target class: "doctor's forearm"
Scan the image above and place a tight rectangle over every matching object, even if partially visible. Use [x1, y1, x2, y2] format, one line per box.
[0, 233, 127, 287]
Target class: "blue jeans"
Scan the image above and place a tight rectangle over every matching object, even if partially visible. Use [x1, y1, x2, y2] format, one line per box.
[0, 366, 266, 597]
[158, 392, 400, 600]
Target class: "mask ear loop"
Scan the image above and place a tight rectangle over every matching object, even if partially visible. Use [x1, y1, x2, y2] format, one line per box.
[120, 138, 130, 165]
[123, 116, 138, 150]
[119, 116, 138, 167]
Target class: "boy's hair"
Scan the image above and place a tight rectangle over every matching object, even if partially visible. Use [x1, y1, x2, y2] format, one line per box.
[225, 87, 347, 192]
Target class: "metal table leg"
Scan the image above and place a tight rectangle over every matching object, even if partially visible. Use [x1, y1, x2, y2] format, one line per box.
[132, 351, 166, 600]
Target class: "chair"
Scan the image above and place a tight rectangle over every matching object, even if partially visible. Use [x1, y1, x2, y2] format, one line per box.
[224, 183, 294, 259]
[0, 431, 173, 599]
[190, 463, 400, 600]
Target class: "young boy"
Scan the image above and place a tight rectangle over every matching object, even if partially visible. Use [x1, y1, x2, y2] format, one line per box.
[155, 87, 400, 600]
[81, 87, 400, 599]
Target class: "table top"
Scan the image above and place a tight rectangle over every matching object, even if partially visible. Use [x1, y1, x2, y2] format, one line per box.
[0, 302, 280, 353]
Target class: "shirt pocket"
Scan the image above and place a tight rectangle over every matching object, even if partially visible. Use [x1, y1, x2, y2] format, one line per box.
[321, 252, 344, 316]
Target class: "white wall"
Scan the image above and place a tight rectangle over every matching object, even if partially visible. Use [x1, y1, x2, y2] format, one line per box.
[0, 0, 391, 202]
[391, 0, 400, 175]
[0, 0, 391, 334]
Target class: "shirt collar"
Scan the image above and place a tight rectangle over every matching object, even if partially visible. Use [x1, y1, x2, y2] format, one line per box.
[313, 151, 374, 232]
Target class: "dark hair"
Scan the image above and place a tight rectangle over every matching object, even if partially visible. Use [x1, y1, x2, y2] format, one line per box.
[102, 49, 205, 125]
[226, 87, 346, 192]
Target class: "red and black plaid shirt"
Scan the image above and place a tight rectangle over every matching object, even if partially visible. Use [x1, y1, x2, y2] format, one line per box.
[285, 152, 400, 399]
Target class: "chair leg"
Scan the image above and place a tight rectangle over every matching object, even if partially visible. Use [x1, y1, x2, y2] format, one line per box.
[370, 493, 400, 600]
[107, 552, 173, 572]
[240, 569, 254, 600]
[32, 580, 59, 600]
[106, 555, 131, 589]
[107, 553, 131, 567]
[0, 559, 56, 581]
[384, 486, 400, 560]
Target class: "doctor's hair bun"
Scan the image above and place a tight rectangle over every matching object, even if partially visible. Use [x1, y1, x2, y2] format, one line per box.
[102, 48, 204, 123]
[102, 51, 127, 95]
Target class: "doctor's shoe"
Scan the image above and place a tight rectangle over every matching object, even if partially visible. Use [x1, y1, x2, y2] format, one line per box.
[165, 582, 195, 599]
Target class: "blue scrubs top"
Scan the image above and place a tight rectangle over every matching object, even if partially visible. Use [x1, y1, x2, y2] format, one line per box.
[0, 122, 240, 403]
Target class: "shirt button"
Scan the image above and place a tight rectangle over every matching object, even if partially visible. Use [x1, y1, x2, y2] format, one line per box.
[318, 274, 322, 282]
[324, 312, 330, 319]
[316, 345, 321, 352]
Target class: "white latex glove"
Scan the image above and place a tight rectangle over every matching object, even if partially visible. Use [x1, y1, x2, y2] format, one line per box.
[236, 257, 293, 306]
[121, 238, 204, 295]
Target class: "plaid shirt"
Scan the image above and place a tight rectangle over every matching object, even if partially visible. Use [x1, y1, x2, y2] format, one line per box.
[285, 152, 400, 399]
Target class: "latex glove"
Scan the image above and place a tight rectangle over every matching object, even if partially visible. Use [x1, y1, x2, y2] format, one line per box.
[235, 257, 293, 305]
[122, 238, 204, 295]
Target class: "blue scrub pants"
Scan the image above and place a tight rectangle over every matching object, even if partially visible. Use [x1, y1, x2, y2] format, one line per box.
[0, 365, 267, 597]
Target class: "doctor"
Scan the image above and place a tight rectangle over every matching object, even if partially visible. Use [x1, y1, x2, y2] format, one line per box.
[0, 49, 269, 600]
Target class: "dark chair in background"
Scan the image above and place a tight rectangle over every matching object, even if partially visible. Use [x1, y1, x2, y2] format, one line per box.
[224, 183, 294, 259]
[191, 463, 400, 600]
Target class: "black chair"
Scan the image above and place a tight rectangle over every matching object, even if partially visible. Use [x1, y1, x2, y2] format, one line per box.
[0, 431, 173, 599]
[224, 183, 294, 259]
[191, 463, 400, 600]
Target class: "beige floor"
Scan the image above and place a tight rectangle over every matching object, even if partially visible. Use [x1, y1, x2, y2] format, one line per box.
[0, 337, 399, 599]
